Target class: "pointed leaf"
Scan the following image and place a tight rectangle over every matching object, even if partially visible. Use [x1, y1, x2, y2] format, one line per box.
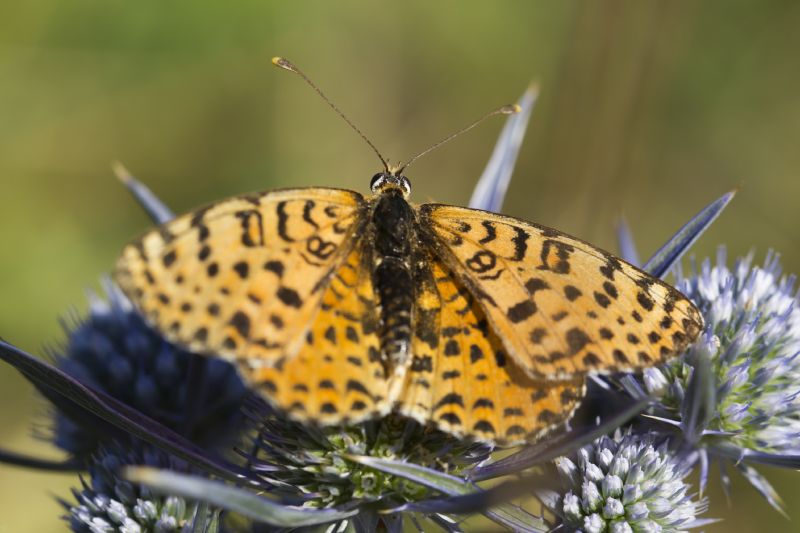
[347, 456, 547, 532]
[735, 463, 787, 517]
[711, 443, 800, 469]
[351, 511, 380, 533]
[126, 467, 357, 526]
[379, 514, 405, 533]
[681, 339, 716, 443]
[615, 216, 641, 266]
[698, 448, 709, 497]
[113, 162, 175, 224]
[483, 506, 548, 533]
[687, 518, 724, 528]
[469, 85, 539, 212]
[426, 514, 464, 533]
[0, 340, 251, 484]
[617, 374, 647, 399]
[408, 499, 548, 533]
[189, 502, 220, 533]
[643, 190, 736, 278]
[344, 454, 471, 494]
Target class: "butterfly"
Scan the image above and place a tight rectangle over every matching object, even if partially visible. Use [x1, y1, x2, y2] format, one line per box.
[114, 57, 702, 446]
[114, 168, 703, 446]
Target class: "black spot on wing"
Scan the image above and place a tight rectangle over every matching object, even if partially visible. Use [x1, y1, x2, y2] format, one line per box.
[263, 260, 285, 277]
[594, 291, 611, 308]
[277, 287, 302, 308]
[439, 413, 462, 426]
[162, 250, 177, 268]
[302, 200, 319, 228]
[435, 393, 464, 409]
[510, 227, 529, 261]
[473, 420, 496, 434]
[233, 261, 249, 279]
[444, 340, 461, 356]
[566, 328, 591, 355]
[470, 344, 484, 362]
[479, 220, 497, 244]
[564, 285, 582, 301]
[637, 291, 655, 311]
[230, 311, 251, 339]
[276, 201, 293, 242]
[507, 300, 537, 323]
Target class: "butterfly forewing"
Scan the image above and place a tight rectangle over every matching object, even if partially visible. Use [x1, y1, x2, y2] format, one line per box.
[420, 204, 703, 381]
[400, 253, 584, 445]
[245, 241, 396, 425]
[114, 188, 366, 366]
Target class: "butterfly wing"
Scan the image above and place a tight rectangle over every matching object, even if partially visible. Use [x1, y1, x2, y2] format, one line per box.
[114, 188, 367, 367]
[420, 204, 703, 381]
[399, 252, 583, 445]
[244, 240, 393, 425]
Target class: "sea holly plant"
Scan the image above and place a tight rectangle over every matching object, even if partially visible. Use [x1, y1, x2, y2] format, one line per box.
[0, 82, 791, 533]
[615, 246, 800, 513]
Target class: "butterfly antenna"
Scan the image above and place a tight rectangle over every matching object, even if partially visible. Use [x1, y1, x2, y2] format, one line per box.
[396, 104, 520, 175]
[272, 57, 390, 173]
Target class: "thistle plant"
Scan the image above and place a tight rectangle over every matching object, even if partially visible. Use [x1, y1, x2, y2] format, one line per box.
[621, 248, 800, 511]
[67, 443, 210, 533]
[245, 405, 492, 508]
[539, 431, 709, 533]
[46, 284, 251, 532]
[0, 80, 795, 532]
[52, 281, 249, 460]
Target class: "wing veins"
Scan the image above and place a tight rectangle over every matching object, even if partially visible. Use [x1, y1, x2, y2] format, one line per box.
[423, 222, 585, 380]
[246, 216, 368, 364]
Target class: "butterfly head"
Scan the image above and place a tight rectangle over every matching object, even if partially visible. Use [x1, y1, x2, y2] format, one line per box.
[370, 172, 411, 198]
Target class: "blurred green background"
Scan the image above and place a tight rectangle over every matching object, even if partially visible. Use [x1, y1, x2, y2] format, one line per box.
[1, 1, 799, 531]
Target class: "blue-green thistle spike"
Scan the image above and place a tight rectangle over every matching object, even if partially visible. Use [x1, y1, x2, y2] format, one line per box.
[643, 190, 736, 278]
[469, 84, 538, 212]
[113, 162, 175, 224]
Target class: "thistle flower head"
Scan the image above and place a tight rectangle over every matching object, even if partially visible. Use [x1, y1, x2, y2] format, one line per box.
[242, 402, 493, 527]
[67, 442, 205, 533]
[51, 283, 249, 458]
[644, 248, 800, 455]
[541, 431, 707, 533]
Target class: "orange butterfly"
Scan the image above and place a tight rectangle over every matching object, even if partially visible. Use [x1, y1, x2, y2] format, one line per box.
[114, 59, 702, 446]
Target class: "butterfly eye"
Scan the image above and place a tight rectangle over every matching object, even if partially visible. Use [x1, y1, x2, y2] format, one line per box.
[370, 173, 386, 192]
[399, 176, 411, 196]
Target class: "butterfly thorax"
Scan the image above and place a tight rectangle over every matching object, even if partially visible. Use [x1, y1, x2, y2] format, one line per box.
[370, 186, 416, 376]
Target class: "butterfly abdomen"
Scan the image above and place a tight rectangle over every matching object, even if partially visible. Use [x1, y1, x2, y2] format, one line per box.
[371, 190, 416, 373]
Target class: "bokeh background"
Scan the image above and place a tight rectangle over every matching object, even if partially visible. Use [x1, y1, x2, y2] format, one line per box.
[1, 1, 799, 531]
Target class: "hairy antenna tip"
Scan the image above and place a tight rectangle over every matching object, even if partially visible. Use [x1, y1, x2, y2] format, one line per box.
[501, 104, 522, 115]
[271, 56, 296, 72]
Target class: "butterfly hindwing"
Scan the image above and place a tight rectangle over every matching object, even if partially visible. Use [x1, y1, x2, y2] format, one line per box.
[114, 188, 366, 366]
[245, 241, 394, 425]
[420, 204, 703, 381]
[399, 252, 584, 445]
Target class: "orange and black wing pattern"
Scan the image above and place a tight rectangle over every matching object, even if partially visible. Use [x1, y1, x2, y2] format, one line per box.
[245, 240, 396, 425]
[115, 188, 365, 369]
[420, 204, 703, 381]
[398, 251, 583, 446]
